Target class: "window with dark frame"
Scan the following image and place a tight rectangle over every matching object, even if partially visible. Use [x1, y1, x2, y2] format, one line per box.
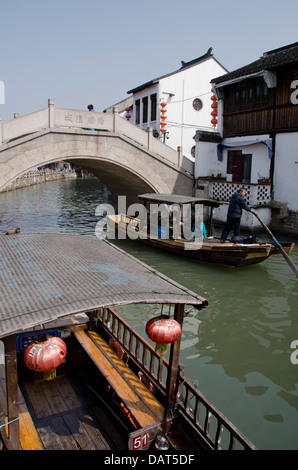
[142, 97, 148, 124]
[225, 78, 269, 113]
[135, 99, 140, 125]
[150, 94, 157, 122]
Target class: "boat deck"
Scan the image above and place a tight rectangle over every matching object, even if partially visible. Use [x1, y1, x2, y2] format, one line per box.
[1, 365, 126, 450]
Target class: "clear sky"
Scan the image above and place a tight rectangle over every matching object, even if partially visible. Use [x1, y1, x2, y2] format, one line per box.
[0, 0, 297, 122]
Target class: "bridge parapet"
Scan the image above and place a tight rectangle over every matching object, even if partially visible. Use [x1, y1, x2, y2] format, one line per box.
[0, 99, 186, 171]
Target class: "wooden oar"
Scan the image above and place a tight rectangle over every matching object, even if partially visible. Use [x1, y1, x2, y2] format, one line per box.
[251, 210, 298, 278]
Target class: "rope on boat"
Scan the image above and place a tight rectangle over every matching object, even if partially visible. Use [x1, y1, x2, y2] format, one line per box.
[0, 414, 20, 429]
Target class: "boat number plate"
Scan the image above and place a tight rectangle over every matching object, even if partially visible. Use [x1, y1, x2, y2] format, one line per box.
[129, 430, 149, 450]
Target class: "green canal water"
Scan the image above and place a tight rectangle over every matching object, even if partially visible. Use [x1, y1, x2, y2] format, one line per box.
[0, 177, 297, 450]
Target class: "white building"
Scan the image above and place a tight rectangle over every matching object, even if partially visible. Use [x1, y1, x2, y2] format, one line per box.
[194, 42, 298, 234]
[126, 48, 227, 160]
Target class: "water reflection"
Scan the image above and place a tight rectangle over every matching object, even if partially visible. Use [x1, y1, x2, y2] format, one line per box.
[0, 177, 297, 449]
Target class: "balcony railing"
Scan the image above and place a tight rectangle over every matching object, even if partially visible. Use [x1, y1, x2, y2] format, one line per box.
[198, 178, 272, 206]
[94, 307, 256, 450]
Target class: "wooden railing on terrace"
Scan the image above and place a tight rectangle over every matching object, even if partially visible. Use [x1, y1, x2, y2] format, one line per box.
[94, 307, 256, 450]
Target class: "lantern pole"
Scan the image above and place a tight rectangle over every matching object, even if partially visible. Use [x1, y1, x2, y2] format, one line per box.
[164, 303, 184, 416]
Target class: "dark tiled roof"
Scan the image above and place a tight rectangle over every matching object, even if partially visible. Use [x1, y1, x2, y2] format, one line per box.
[212, 42, 298, 84]
[127, 48, 225, 94]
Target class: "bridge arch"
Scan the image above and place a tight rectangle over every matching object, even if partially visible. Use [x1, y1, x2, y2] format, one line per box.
[0, 103, 194, 204]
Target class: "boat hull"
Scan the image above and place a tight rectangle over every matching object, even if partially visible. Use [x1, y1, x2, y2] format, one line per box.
[108, 215, 294, 268]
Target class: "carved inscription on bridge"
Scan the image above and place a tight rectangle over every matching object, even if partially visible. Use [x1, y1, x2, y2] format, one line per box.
[63, 111, 105, 128]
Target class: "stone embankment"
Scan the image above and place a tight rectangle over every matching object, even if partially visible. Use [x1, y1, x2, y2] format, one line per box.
[0, 168, 77, 192]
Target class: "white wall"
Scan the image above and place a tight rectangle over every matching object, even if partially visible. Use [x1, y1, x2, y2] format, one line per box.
[274, 132, 298, 211]
[161, 58, 227, 158]
[195, 141, 219, 178]
[129, 57, 227, 159]
[195, 135, 272, 183]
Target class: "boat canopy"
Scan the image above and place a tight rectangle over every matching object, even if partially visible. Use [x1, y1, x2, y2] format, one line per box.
[0, 233, 208, 339]
[138, 193, 221, 208]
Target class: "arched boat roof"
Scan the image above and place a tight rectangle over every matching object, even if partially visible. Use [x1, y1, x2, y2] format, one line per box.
[138, 193, 221, 208]
[0, 233, 208, 339]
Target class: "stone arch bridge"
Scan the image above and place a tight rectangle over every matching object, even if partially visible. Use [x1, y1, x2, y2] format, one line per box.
[0, 100, 194, 205]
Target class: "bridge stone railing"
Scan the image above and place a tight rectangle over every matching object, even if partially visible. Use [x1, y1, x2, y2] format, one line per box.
[0, 99, 188, 171]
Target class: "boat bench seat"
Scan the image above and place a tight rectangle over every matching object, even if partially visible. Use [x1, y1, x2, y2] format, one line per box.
[73, 329, 164, 430]
[18, 387, 44, 450]
[0, 378, 43, 450]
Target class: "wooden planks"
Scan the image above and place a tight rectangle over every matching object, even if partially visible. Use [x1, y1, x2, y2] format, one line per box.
[23, 375, 82, 420]
[36, 408, 114, 450]
[21, 373, 118, 450]
[18, 388, 44, 450]
[74, 329, 164, 429]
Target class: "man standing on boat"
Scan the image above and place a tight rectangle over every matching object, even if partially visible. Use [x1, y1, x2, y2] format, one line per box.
[220, 188, 252, 243]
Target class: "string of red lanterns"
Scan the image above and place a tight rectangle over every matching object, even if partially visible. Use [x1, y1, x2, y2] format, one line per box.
[160, 102, 167, 135]
[210, 88, 218, 128]
[125, 107, 131, 121]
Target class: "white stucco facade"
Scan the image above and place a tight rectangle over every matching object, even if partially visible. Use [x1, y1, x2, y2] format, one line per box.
[195, 134, 272, 183]
[127, 52, 227, 160]
[274, 132, 298, 211]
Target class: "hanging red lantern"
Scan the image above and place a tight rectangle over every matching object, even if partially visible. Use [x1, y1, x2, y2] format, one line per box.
[160, 110, 167, 132]
[146, 315, 181, 359]
[125, 107, 132, 120]
[160, 102, 167, 134]
[24, 336, 67, 373]
[210, 89, 218, 128]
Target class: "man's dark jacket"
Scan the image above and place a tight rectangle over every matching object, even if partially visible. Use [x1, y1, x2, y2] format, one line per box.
[227, 192, 251, 218]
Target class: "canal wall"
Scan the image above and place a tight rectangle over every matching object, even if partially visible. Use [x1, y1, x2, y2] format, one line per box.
[0, 168, 77, 192]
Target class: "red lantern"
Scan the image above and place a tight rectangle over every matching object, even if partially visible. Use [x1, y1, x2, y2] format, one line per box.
[160, 102, 167, 134]
[125, 107, 131, 120]
[24, 336, 67, 373]
[210, 90, 218, 127]
[146, 315, 181, 359]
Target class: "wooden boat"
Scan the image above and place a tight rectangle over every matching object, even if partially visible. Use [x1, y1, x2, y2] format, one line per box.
[108, 193, 294, 268]
[0, 233, 256, 451]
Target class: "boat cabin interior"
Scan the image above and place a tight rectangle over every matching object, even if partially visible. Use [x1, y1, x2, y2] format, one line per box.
[0, 233, 255, 451]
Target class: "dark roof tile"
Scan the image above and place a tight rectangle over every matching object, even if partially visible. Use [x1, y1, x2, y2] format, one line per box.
[212, 42, 298, 84]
